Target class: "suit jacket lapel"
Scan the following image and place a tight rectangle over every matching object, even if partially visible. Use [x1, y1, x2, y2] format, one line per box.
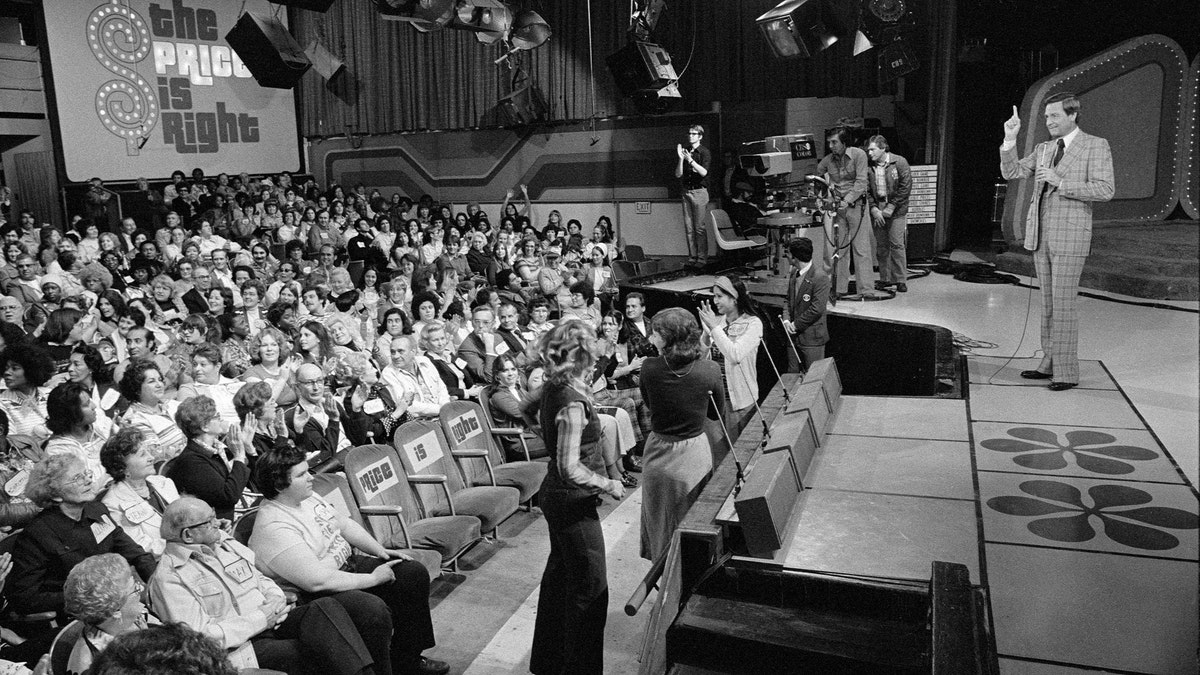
[1055, 132, 1087, 175]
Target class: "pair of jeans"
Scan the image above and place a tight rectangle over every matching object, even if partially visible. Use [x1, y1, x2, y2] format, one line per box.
[529, 492, 608, 675]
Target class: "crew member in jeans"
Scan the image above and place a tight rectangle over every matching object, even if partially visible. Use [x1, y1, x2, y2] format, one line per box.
[867, 135, 913, 293]
[816, 128, 876, 297]
[675, 124, 711, 268]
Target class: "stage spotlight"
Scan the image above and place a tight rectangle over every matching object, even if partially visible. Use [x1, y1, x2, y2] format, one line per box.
[509, 10, 551, 51]
[852, 29, 873, 55]
[376, 0, 456, 32]
[878, 37, 918, 82]
[455, 3, 513, 43]
[756, 0, 840, 59]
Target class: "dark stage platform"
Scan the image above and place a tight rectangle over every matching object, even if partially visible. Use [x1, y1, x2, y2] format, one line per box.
[619, 268, 963, 400]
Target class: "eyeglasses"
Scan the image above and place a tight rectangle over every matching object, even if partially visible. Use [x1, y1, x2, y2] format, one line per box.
[297, 378, 324, 387]
[127, 579, 146, 600]
[67, 469, 94, 486]
[181, 516, 217, 533]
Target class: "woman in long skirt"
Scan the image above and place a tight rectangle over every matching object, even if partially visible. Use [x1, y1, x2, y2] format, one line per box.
[638, 308, 726, 561]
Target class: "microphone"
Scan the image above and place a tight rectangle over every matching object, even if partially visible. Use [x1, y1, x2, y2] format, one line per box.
[759, 334, 790, 404]
[778, 311, 807, 375]
[708, 391, 745, 496]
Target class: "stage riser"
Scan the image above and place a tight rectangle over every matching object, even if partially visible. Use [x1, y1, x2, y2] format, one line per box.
[621, 272, 955, 399]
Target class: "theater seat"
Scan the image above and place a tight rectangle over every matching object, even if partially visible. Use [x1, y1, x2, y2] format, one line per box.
[342, 444, 482, 572]
[311, 471, 443, 580]
[392, 421, 520, 538]
[439, 400, 546, 507]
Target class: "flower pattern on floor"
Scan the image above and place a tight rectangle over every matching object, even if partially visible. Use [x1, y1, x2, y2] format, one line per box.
[986, 479, 1199, 551]
[979, 427, 1158, 475]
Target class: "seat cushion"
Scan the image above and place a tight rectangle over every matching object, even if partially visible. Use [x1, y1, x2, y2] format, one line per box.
[491, 462, 548, 503]
[399, 547, 445, 580]
[432, 486, 520, 532]
[406, 514, 482, 562]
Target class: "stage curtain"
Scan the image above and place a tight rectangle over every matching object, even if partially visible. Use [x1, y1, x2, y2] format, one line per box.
[293, 0, 885, 138]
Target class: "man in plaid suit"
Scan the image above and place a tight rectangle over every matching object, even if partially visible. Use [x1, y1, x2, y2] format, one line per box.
[1000, 93, 1115, 391]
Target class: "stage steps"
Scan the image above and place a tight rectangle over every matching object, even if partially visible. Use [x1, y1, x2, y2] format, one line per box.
[659, 359, 998, 674]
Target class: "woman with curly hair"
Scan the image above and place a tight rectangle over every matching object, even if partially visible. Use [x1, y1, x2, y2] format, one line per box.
[7, 454, 156, 617]
[0, 342, 57, 441]
[638, 307, 725, 562]
[100, 426, 180, 556]
[67, 342, 127, 425]
[61, 553, 152, 674]
[529, 320, 624, 675]
[119, 359, 186, 462]
[44, 382, 110, 480]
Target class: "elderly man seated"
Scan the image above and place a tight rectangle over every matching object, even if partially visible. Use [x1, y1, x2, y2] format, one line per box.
[149, 497, 391, 675]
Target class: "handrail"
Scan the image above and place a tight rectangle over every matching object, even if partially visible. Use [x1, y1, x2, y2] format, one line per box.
[624, 546, 668, 616]
[94, 184, 124, 221]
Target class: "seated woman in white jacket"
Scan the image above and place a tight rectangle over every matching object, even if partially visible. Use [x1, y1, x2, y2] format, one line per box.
[100, 426, 181, 557]
[698, 276, 763, 422]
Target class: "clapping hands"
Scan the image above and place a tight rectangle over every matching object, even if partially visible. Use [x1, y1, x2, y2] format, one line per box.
[696, 300, 721, 330]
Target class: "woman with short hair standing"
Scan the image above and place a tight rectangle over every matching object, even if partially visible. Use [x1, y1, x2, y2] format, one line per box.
[529, 320, 625, 675]
[639, 307, 725, 562]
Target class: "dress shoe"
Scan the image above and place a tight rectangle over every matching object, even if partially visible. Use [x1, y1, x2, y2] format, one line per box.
[895, 283, 907, 293]
[875, 280, 894, 291]
[401, 656, 450, 675]
[1020, 370, 1053, 380]
[622, 454, 643, 473]
[1048, 382, 1078, 392]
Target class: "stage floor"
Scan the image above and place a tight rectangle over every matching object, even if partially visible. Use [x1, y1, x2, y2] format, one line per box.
[757, 356, 1197, 674]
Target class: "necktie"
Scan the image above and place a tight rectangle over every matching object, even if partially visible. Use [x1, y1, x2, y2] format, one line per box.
[1052, 138, 1064, 167]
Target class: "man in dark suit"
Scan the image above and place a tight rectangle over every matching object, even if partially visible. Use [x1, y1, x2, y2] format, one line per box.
[782, 238, 829, 372]
[282, 363, 347, 469]
[456, 305, 498, 384]
[494, 302, 532, 368]
[1000, 92, 1115, 391]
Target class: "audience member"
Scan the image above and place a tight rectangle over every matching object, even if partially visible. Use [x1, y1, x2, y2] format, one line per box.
[249, 445, 449, 675]
[100, 427, 180, 557]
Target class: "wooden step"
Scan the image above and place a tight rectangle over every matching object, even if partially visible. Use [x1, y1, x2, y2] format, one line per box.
[668, 595, 928, 674]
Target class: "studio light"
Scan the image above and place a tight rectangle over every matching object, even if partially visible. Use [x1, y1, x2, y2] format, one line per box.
[852, 29, 873, 55]
[376, 0, 456, 32]
[509, 10, 551, 50]
[455, 4, 513, 43]
[756, 0, 841, 59]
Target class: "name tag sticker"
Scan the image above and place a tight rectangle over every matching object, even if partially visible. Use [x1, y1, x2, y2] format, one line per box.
[454, 358, 468, 369]
[727, 323, 748, 338]
[91, 517, 117, 544]
[363, 398, 385, 415]
[124, 501, 155, 524]
[495, 342, 510, 356]
[4, 470, 29, 497]
[100, 388, 120, 410]
[225, 559, 253, 583]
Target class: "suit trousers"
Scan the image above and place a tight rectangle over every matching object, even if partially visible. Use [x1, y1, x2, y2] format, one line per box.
[530, 492, 608, 675]
[253, 594, 385, 675]
[826, 202, 876, 294]
[682, 188, 710, 262]
[874, 213, 907, 284]
[1032, 244, 1085, 384]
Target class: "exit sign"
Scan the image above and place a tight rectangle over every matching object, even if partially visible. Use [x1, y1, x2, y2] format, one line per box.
[635, 201, 651, 214]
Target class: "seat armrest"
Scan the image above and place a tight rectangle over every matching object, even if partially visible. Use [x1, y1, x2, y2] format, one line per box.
[408, 474, 447, 484]
[451, 449, 489, 458]
[358, 505, 404, 516]
[490, 427, 522, 436]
